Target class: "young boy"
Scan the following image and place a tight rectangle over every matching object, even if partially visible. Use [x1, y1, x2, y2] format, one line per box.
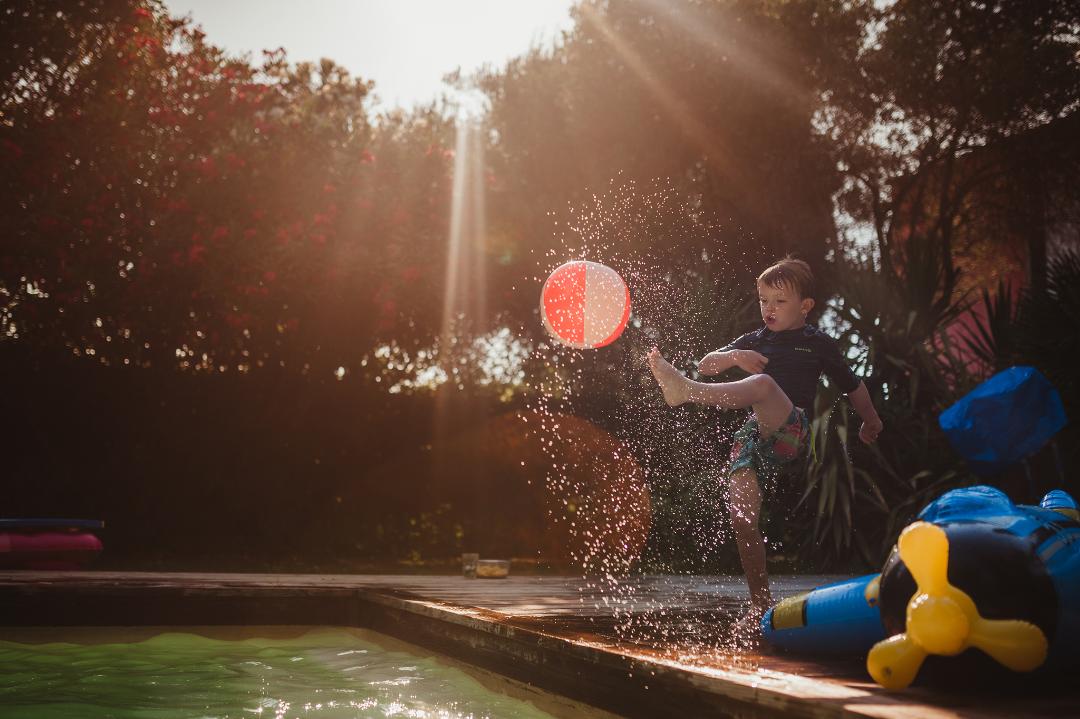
[647, 257, 883, 624]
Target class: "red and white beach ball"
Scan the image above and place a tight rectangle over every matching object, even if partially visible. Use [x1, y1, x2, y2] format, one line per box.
[540, 260, 631, 349]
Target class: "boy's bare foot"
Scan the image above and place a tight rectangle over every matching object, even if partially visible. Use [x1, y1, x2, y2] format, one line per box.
[729, 603, 767, 649]
[647, 348, 690, 406]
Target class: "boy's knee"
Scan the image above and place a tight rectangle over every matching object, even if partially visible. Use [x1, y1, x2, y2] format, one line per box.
[729, 506, 760, 534]
[747, 373, 780, 397]
[726, 469, 762, 517]
[728, 467, 760, 492]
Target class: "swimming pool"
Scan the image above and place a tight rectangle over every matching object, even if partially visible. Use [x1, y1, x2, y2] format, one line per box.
[0, 626, 582, 718]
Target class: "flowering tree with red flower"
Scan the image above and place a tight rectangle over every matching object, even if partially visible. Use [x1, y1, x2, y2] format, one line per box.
[2, 0, 457, 377]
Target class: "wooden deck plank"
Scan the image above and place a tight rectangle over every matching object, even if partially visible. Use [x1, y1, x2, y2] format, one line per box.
[1, 571, 1075, 719]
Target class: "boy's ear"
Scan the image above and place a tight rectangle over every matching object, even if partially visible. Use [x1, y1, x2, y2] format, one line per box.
[801, 297, 815, 316]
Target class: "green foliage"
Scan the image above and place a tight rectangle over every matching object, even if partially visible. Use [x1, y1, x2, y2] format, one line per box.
[791, 242, 979, 570]
[956, 280, 1020, 372]
[795, 383, 970, 570]
[795, 244, 1080, 573]
[1, 2, 456, 374]
[868, 0, 1080, 137]
[790, 0, 1080, 571]
[961, 248, 1080, 416]
[476, 0, 863, 325]
[3, 0, 1078, 571]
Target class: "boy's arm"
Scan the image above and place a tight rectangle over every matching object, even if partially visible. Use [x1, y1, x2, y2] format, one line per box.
[847, 381, 883, 444]
[698, 349, 768, 375]
[697, 350, 737, 375]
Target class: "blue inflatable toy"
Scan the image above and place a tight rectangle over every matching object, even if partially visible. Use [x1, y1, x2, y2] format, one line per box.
[939, 366, 1066, 476]
[762, 486, 1080, 689]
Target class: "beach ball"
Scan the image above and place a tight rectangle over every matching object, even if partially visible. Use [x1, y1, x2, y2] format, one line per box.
[541, 260, 631, 349]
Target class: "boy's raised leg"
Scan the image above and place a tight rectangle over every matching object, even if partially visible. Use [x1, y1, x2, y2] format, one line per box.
[647, 349, 793, 436]
[727, 466, 771, 613]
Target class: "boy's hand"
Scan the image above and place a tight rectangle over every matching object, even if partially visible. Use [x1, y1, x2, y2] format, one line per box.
[859, 418, 883, 444]
[696, 351, 727, 375]
[732, 349, 768, 374]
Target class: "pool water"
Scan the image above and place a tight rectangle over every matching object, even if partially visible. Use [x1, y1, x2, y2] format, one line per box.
[0, 626, 563, 719]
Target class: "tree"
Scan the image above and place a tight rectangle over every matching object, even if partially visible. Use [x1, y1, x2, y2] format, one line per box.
[476, 0, 868, 332]
[794, 0, 1080, 568]
[824, 0, 1080, 296]
[1, 1, 460, 377]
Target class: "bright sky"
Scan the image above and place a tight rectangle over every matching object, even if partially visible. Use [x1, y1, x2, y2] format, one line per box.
[164, 0, 578, 110]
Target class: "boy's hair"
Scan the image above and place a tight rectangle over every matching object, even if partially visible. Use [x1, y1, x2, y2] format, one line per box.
[757, 257, 815, 300]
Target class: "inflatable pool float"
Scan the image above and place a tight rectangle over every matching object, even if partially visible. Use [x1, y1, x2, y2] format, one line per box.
[762, 486, 1080, 689]
[0, 518, 104, 570]
[938, 366, 1066, 476]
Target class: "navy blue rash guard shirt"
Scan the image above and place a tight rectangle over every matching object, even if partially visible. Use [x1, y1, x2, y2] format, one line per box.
[719, 324, 861, 414]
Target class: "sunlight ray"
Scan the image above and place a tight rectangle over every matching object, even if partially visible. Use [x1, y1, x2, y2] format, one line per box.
[578, 4, 758, 216]
[635, 0, 811, 105]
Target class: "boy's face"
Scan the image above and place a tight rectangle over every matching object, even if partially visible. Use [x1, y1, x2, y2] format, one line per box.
[757, 281, 814, 332]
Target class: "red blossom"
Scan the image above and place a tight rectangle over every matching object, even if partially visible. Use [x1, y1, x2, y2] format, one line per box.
[188, 243, 207, 263]
[263, 271, 276, 283]
[2, 139, 24, 159]
[225, 152, 246, 170]
[197, 157, 217, 179]
[360, 150, 375, 164]
[148, 107, 177, 124]
[243, 228, 257, 240]
[134, 36, 161, 52]
[224, 313, 251, 328]
[211, 226, 229, 242]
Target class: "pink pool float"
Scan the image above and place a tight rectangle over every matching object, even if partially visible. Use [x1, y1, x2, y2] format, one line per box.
[0, 519, 104, 570]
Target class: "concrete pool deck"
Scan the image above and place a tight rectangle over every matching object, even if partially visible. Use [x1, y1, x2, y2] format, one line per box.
[0, 571, 1075, 718]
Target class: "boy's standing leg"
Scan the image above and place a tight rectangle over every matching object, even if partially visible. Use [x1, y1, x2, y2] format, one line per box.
[727, 466, 770, 611]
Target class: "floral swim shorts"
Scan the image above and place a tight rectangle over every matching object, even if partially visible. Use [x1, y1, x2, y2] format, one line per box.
[729, 406, 810, 480]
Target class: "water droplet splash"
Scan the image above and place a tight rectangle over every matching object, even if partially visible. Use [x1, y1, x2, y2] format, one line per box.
[522, 178, 784, 658]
